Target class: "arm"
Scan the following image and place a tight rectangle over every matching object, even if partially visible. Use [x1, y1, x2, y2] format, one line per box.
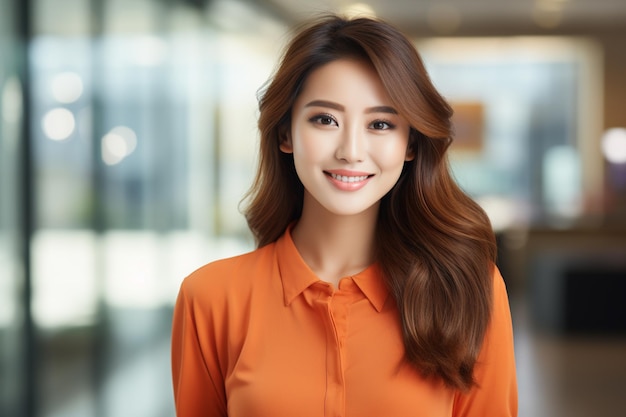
[171, 278, 228, 417]
[452, 267, 518, 417]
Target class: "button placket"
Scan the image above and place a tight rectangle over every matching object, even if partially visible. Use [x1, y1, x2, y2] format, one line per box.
[329, 283, 356, 416]
[307, 282, 348, 417]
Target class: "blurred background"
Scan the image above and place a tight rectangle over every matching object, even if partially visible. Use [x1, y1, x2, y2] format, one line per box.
[1, 0, 625, 416]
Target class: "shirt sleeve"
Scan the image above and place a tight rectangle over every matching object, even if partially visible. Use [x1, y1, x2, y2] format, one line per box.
[171, 276, 228, 417]
[452, 266, 519, 417]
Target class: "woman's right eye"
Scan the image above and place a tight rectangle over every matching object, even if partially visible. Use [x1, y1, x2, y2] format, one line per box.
[309, 114, 338, 126]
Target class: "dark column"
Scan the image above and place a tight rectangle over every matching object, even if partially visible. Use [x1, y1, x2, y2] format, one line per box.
[16, 0, 35, 416]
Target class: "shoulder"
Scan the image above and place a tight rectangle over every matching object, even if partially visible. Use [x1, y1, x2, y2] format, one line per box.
[180, 242, 277, 302]
[483, 264, 516, 359]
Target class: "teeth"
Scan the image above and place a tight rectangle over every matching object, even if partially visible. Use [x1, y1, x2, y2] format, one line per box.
[330, 173, 369, 183]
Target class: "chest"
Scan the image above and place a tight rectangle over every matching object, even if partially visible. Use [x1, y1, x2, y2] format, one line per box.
[222, 288, 454, 417]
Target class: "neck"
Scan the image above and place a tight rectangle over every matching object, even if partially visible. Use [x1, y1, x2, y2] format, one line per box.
[291, 193, 379, 287]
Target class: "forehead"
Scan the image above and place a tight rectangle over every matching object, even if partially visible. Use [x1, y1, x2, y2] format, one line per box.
[294, 58, 393, 107]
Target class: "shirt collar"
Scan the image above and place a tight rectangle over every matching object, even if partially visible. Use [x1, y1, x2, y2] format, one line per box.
[275, 225, 389, 312]
[351, 263, 389, 312]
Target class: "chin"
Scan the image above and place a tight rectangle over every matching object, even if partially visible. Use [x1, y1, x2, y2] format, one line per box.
[321, 202, 379, 217]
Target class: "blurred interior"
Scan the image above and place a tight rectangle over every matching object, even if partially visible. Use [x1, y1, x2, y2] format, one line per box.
[1, 0, 625, 416]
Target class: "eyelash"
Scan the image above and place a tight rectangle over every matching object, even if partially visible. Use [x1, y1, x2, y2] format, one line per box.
[308, 114, 396, 130]
[309, 113, 337, 126]
[370, 120, 395, 130]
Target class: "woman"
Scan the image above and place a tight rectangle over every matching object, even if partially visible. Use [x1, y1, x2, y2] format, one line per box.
[171, 14, 517, 417]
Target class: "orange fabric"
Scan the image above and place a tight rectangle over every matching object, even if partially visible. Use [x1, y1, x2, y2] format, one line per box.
[171, 227, 518, 416]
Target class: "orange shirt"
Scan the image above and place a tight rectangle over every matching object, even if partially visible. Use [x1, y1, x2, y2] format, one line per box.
[171, 227, 518, 417]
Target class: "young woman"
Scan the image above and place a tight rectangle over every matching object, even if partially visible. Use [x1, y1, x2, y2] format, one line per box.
[171, 14, 517, 417]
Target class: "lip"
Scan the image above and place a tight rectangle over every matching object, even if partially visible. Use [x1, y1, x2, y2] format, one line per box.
[324, 169, 374, 191]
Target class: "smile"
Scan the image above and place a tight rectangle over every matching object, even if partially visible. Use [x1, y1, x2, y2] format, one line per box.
[328, 173, 370, 183]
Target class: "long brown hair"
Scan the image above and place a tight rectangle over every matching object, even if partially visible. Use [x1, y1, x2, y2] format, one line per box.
[242, 15, 496, 391]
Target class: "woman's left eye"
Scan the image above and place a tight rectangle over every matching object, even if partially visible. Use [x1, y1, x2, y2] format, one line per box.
[370, 120, 394, 130]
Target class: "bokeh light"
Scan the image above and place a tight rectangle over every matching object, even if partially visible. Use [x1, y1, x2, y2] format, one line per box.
[42, 107, 75, 140]
[50, 71, 84, 104]
[101, 125, 138, 165]
[601, 127, 626, 164]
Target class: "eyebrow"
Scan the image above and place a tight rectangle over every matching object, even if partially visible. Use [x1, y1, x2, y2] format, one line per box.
[304, 100, 398, 115]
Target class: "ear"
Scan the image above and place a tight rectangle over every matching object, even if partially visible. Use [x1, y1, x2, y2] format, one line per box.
[279, 131, 293, 153]
[405, 129, 417, 161]
[405, 143, 415, 161]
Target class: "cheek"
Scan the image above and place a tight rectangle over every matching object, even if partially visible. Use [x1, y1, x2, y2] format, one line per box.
[292, 131, 333, 163]
[372, 137, 411, 169]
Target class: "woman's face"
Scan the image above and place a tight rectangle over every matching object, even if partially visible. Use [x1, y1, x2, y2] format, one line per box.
[282, 58, 413, 218]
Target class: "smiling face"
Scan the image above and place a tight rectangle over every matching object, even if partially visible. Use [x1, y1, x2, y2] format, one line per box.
[281, 58, 413, 218]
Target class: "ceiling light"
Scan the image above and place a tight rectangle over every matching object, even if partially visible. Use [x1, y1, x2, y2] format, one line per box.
[341, 3, 376, 19]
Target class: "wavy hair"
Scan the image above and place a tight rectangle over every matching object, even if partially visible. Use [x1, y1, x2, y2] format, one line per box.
[242, 15, 496, 391]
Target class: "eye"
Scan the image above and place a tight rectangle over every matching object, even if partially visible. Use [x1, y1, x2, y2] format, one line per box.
[309, 114, 338, 127]
[370, 120, 395, 130]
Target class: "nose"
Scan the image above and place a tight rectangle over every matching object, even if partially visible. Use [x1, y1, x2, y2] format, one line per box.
[335, 123, 365, 163]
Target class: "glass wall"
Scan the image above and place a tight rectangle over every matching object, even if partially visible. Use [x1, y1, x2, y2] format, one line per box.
[25, 0, 285, 416]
